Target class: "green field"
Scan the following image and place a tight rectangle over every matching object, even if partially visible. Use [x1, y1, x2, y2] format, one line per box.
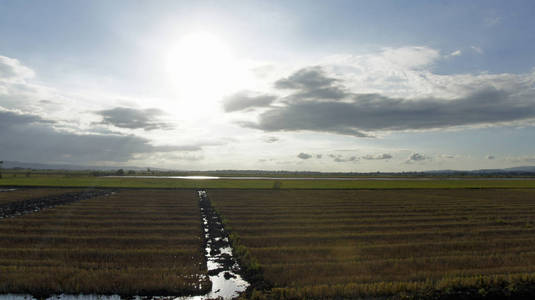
[0, 189, 208, 297]
[210, 189, 535, 299]
[1, 175, 535, 189]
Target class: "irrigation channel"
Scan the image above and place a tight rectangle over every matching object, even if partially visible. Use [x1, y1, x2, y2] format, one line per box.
[0, 189, 249, 300]
[194, 189, 250, 299]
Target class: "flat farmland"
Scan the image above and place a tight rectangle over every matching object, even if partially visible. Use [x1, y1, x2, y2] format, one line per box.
[210, 189, 535, 299]
[0, 188, 81, 205]
[0, 189, 209, 297]
[2, 175, 535, 189]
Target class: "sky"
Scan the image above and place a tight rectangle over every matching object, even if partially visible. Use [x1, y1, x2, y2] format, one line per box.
[1, 0, 535, 172]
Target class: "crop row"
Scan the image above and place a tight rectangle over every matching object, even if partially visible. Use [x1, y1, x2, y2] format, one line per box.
[0, 188, 82, 205]
[0, 189, 209, 297]
[210, 189, 535, 299]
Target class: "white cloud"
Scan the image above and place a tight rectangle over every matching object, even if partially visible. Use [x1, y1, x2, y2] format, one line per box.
[406, 153, 430, 164]
[0, 55, 35, 81]
[380, 46, 440, 69]
[484, 15, 502, 27]
[471, 46, 484, 54]
[362, 153, 392, 160]
[447, 50, 462, 57]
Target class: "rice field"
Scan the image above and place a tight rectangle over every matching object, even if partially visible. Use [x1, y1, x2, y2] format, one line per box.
[2, 175, 535, 189]
[0, 188, 81, 205]
[210, 189, 535, 299]
[0, 189, 209, 297]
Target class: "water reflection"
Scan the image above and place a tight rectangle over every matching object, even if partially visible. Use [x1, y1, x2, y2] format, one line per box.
[0, 190, 249, 300]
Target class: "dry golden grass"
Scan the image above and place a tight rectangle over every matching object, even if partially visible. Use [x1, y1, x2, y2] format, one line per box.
[211, 189, 535, 299]
[0, 189, 209, 297]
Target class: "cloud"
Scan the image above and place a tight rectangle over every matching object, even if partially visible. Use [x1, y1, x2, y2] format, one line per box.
[362, 153, 393, 160]
[240, 66, 535, 137]
[484, 15, 502, 27]
[0, 109, 198, 164]
[487, 155, 495, 160]
[263, 136, 280, 143]
[329, 154, 358, 163]
[0, 108, 54, 126]
[380, 46, 440, 69]
[275, 66, 338, 90]
[223, 91, 276, 112]
[406, 153, 430, 163]
[316, 154, 322, 159]
[275, 66, 347, 100]
[471, 46, 484, 54]
[95, 107, 173, 131]
[297, 152, 312, 160]
[0, 55, 35, 81]
[447, 50, 462, 57]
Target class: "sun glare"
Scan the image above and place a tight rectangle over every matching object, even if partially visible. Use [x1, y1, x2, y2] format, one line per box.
[166, 32, 244, 112]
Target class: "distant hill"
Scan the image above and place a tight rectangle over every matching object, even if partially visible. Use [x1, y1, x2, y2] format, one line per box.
[426, 166, 535, 175]
[502, 166, 535, 172]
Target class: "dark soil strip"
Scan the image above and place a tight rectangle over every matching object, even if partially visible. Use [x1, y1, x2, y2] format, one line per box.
[0, 189, 114, 218]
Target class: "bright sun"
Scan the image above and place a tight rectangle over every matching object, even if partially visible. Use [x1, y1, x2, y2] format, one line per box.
[166, 32, 244, 112]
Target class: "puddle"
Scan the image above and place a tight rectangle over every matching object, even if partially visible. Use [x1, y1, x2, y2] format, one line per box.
[0, 189, 16, 192]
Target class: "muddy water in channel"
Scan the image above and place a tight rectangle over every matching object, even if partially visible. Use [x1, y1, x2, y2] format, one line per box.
[0, 190, 249, 300]
[194, 190, 249, 299]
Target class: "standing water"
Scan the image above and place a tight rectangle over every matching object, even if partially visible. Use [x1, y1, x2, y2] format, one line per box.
[192, 190, 250, 299]
[0, 190, 250, 300]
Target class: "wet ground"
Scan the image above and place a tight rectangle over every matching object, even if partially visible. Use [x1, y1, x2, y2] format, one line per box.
[0, 189, 113, 219]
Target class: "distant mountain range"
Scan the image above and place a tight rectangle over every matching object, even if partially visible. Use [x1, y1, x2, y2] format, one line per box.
[425, 166, 535, 174]
[1, 160, 535, 175]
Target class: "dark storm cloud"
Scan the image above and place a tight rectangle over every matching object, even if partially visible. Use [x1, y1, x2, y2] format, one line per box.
[95, 107, 172, 131]
[223, 91, 277, 112]
[297, 152, 312, 160]
[0, 110, 199, 163]
[239, 67, 535, 137]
